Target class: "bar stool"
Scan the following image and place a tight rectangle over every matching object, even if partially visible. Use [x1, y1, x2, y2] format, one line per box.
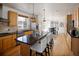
[30, 36, 48, 56]
[47, 33, 52, 55]
[49, 38, 54, 50]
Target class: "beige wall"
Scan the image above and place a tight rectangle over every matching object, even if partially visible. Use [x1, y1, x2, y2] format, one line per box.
[2, 5, 32, 19]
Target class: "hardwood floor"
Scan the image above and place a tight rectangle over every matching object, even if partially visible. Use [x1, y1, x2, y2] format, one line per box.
[51, 33, 74, 56]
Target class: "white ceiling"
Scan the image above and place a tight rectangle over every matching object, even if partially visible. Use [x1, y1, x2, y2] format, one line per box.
[3, 3, 79, 16]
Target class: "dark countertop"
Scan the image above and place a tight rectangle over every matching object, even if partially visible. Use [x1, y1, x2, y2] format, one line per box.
[16, 32, 49, 45]
[0, 32, 16, 37]
[0, 30, 33, 37]
[71, 36, 79, 38]
[68, 32, 79, 38]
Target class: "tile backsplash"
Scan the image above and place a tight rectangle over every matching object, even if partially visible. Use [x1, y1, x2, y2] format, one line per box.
[0, 22, 17, 32]
[0, 22, 8, 30]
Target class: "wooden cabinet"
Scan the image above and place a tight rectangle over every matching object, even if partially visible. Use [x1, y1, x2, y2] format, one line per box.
[3, 34, 16, 50]
[2, 35, 13, 50]
[8, 11, 17, 26]
[0, 39, 2, 55]
[0, 39, 2, 49]
[11, 34, 16, 47]
[20, 44, 30, 56]
[0, 34, 16, 51]
[71, 37, 79, 55]
[67, 15, 73, 33]
[0, 34, 17, 55]
[3, 45, 21, 56]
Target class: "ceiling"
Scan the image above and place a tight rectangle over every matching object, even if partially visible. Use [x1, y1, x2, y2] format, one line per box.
[3, 3, 79, 16]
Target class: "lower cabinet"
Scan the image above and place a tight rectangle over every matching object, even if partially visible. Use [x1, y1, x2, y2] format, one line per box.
[3, 45, 21, 56]
[71, 37, 79, 55]
[2, 34, 16, 51]
[0, 39, 2, 55]
[0, 34, 16, 55]
[0, 34, 34, 56]
[20, 44, 30, 56]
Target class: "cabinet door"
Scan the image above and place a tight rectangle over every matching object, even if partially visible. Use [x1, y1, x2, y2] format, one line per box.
[0, 39, 2, 55]
[11, 34, 16, 47]
[3, 35, 13, 50]
[67, 15, 72, 33]
[71, 38, 79, 55]
[2, 34, 16, 50]
[0, 39, 2, 49]
[20, 44, 30, 56]
[3, 45, 21, 56]
[8, 11, 17, 26]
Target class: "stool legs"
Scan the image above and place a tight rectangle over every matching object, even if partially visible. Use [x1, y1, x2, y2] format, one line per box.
[45, 48, 47, 56]
[30, 49, 32, 56]
[46, 45, 50, 56]
[47, 46, 50, 55]
[36, 52, 43, 56]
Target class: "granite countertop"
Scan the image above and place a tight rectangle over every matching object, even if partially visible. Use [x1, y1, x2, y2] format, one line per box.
[0, 33, 15, 37]
[0, 29, 33, 37]
[71, 36, 79, 38]
[68, 32, 79, 38]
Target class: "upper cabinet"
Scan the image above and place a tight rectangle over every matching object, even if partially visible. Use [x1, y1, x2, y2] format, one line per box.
[67, 14, 73, 33]
[8, 11, 17, 27]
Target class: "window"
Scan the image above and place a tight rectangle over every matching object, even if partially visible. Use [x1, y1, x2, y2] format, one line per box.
[17, 16, 30, 30]
[17, 16, 26, 30]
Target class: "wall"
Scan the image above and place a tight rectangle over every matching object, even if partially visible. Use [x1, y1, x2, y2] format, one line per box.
[2, 5, 32, 19]
[50, 15, 67, 34]
[37, 14, 67, 34]
[36, 4, 67, 34]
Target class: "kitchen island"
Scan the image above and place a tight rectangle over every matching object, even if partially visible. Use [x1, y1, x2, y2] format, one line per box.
[0, 29, 50, 56]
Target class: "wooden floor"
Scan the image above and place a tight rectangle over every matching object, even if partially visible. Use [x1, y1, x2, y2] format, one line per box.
[50, 33, 74, 56]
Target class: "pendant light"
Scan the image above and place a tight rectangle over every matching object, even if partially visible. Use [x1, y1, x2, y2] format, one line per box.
[43, 8, 46, 22]
[31, 3, 35, 20]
